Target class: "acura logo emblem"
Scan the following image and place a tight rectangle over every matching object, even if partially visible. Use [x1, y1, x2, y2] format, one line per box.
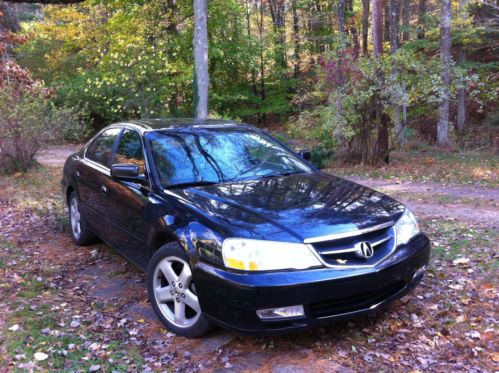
[355, 241, 374, 259]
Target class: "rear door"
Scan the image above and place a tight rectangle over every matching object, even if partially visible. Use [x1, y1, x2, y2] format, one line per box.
[77, 127, 122, 238]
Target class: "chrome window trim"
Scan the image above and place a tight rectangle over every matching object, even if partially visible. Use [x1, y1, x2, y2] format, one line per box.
[82, 157, 111, 176]
[83, 125, 123, 166]
[82, 123, 152, 188]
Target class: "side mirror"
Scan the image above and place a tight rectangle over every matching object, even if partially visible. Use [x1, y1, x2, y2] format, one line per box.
[111, 164, 146, 182]
[299, 150, 312, 161]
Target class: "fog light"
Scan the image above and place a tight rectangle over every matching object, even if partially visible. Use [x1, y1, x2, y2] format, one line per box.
[256, 305, 305, 320]
[413, 265, 426, 280]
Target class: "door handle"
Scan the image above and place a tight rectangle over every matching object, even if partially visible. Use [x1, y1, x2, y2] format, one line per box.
[100, 185, 108, 194]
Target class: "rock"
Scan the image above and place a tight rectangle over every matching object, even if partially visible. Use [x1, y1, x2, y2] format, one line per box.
[89, 364, 101, 372]
[70, 320, 80, 328]
[196, 331, 234, 354]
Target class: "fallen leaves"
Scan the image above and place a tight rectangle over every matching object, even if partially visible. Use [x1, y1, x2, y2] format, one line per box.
[1, 164, 498, 372]
[465, 330, 481, 340]
[8, 324, 20, 331]
[33, 352, 48, 361]
[452, 257, 470, 265]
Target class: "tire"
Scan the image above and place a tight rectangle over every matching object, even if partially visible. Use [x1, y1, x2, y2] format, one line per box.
[147, 242, 213, 338]
[68, 191, 100, 246]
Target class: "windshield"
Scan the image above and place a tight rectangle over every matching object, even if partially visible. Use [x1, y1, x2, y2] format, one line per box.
[147, 129, 312, 188]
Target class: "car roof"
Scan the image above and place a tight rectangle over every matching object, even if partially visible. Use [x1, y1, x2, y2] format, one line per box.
[122, 118, 253, 132]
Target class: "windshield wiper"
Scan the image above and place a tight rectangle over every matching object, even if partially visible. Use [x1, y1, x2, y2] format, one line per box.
[261, 170, 305, 179]
[165, 180, 219, 189]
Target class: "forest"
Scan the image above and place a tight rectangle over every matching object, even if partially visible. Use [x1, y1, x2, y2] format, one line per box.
[0, 0, 497, 171]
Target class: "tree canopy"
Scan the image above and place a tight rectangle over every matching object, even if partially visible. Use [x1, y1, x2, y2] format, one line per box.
[1, 0, 498, 165]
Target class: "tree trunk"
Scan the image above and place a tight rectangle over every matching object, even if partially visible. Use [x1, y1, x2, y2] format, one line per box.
[347, 0, 360, 58]
[292, 0, 300, 79]
[390, 0, 407, 145]
[193, 0, 209, 119]
[456, 0, 468, 135]
[314, 0, 325, 53]
[245, 0, 260, 116]
[384, 0, 390, 44]
[402, 0, 410, 41]
[417, 0, 427, 39]
[268, 0, 286, 68]
[456, 49, 467, 135]
[165, 0, 179, 116]
[373, 0, 389, 163]
[336, 0, 347, 141]
[257, 0, 266, 124]
[437, 0, 451, 145]
[390, 0, 399, 52]
[362, 0, 370, 56]
[338, 0, 346, 36]
[373, 0, 383, 57]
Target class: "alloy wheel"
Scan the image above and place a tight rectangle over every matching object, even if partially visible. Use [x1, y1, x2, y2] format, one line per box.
[152, 256, 201, 328]
[70, 197, 81, 240]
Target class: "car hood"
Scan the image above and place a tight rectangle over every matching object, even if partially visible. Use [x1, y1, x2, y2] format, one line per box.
[172, 172, 405, 243]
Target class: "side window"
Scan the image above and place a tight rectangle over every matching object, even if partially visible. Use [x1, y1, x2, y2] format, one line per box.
[86, 127, 122, 167]
[113, 129, 146, 175]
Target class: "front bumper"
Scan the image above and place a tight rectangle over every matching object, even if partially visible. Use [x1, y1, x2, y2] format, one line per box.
[193, 234, 430, 334]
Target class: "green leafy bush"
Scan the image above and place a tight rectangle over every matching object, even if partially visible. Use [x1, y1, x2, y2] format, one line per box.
[310, 144, 334, 169]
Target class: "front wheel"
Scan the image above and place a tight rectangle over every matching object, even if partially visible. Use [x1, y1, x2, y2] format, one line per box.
[147, 243, 213, 338]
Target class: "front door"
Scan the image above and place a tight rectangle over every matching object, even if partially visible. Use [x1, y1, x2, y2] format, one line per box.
[106, 128, 152, 268]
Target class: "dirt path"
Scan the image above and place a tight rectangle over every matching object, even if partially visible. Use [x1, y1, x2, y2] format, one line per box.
[37, 144, 82, 166]
[343, 176, 498, 228]
[344, 176, 499, 201]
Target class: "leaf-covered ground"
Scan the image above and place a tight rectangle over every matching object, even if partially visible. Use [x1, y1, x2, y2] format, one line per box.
[328, 147, 498, 189]
[0, 160, 497, 372]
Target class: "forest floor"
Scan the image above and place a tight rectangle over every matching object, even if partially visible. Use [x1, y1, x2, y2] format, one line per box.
[0, 146, 497, 372]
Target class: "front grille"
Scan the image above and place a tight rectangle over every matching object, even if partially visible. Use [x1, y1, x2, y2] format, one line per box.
[309, 281, 405, 318]
[311, 225, 395, 267]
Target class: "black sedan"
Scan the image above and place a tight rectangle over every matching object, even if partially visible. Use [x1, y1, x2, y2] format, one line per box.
[61, 119, 430, 337]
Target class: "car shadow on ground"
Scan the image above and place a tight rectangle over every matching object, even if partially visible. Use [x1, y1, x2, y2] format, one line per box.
[74, 240, 407, 372]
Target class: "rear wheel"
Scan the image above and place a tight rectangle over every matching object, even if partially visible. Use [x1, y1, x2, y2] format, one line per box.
[68, 191, 99, 245]
[147, 243, 213, 337]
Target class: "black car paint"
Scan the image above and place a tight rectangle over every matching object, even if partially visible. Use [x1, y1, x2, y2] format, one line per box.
[61, 119, 430, 333]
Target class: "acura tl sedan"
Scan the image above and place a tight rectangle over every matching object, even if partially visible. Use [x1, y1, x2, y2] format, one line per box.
[61, 119, 430, 337]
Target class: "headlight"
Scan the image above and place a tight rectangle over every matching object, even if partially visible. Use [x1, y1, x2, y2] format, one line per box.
[222, 238, 321, 271]
[395, 208, 419, 246]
